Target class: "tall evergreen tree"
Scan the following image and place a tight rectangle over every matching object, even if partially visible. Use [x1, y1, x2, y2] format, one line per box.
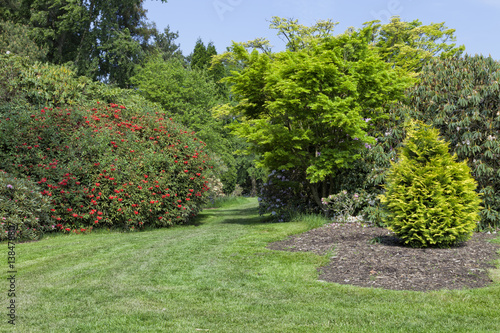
[1, 0, 168, 87]
[151, 25, 183, 61]
[190, 38, 210, 70]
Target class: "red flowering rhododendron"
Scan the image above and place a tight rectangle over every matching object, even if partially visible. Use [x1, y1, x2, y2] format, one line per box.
[0, 103, 213, 234]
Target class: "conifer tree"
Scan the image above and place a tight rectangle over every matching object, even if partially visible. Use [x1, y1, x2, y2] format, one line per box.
[190, 38, 209, 70]
[379, 121, 482, 248]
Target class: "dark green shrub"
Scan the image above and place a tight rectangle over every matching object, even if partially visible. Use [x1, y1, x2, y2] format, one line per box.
[0, 53, 29, 106]
[379, 121, 482, 248]
[258, 169, 318, 222]
[0, 21, 48, 62]
[0, 170, 54, 241]
[393, 55, 500, 228]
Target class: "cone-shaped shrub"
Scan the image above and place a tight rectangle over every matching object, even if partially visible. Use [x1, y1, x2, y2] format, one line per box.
[379, 121, 482, 248]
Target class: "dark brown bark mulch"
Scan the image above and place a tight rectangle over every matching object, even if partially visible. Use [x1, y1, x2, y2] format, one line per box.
[267, 221, 500, 291]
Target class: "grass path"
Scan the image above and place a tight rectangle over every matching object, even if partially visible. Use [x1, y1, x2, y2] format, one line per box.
[2, 197, 500, 332]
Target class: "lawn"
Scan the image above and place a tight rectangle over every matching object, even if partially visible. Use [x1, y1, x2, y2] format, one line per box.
[2, 197, 500, 332]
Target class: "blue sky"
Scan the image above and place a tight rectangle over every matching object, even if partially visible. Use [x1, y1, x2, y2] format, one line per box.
[143, 0, 500, 60]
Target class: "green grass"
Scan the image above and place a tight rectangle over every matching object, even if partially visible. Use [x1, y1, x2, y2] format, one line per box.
[203, 195, 251, 209]
[2, 197, 500, 332]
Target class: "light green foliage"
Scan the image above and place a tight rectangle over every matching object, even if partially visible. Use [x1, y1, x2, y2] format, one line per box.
[131, 56, 238, 193]
[132, 57, 221, 128]
[379, 121, 482, 248]
[269, 16, 338, 51]
[365, 16, 465, 74]
[18, 60, 95, 106]
[217, 20, 412, 208]
[0, 170, 54, 241]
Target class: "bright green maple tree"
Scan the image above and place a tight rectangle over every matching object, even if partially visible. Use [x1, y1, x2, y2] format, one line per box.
[215, 22, 413, 208]
[365, 16, 465, 74]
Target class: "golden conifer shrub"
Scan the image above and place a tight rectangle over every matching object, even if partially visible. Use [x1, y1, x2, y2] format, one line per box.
[379, 121, 482, 248]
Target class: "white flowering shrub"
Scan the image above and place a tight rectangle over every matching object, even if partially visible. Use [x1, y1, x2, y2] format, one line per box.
[231, 184, 243, 197]
[321, 190, 376, 223]
[206, 176, 225, 201]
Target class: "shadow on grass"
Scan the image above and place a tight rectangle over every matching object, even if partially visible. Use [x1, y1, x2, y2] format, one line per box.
[193, 206, 274, 226]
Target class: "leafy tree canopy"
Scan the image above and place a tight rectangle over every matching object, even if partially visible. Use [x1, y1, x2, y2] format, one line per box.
[131, 56, 238, 192]
[215, 16, 463, 77]
[364, 16, 465, 73]
[1, 0, 168, 87]
[269, 16, 338, 51]
[215, 21, 413, 207]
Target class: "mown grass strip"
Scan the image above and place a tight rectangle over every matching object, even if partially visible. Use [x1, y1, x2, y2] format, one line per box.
[1, 197, 499, 332]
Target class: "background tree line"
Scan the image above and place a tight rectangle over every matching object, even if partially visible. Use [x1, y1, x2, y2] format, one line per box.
[0, 0, 264, 197]
[1, 1, 498, 228]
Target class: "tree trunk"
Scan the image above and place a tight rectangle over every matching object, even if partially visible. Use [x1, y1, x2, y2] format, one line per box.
[309, 182, 327, 215]
[250, 176, 257, 197]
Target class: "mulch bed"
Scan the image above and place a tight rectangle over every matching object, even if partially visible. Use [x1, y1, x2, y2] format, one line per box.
[267, 221, 500, 291]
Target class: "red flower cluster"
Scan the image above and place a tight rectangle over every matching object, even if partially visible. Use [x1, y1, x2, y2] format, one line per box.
[4, 103, 214, 234]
